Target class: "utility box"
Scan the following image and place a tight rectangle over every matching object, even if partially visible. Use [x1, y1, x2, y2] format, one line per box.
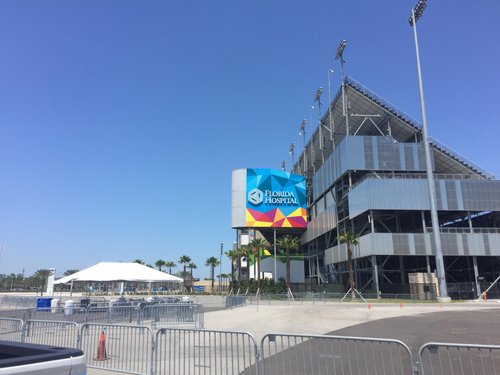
[408, 272, 438, 300]
[36, 297, 52, 310]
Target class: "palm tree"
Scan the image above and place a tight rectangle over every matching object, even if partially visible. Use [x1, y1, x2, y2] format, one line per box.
[276, 235, 301, 293]
[34, 269, 51, 296]
[339, 231, 359, 299]
[225, 250, 239, 291]
[238, 245, 251, 285]
[249, 238, 270, 292]
[165, 261, 176, 274]
[178, 255, 191, 288]
[155, 259, 166, 272]
[63, 269, 79, 276]
[187, 262, 197, 291]
[205, 256, 220, 292]
[133, 259, 145, 265]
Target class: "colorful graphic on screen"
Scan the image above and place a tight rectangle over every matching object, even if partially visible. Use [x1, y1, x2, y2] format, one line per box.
[246, 168, 307, 228]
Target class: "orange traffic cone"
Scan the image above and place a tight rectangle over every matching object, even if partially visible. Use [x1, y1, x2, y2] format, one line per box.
[368, 303, 372, 310]
[95, 330, 108, 361]
[400, 303, 403, 308]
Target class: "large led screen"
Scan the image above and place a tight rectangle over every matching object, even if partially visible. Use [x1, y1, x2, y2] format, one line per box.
[245, 168, 307, 228]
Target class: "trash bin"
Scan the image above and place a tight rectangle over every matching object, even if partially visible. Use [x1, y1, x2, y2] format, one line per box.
[36, 297, 52, 311]
[51, 298, 60, 313]
[80, 298, 90, 309]
[64, 300, 77, 315]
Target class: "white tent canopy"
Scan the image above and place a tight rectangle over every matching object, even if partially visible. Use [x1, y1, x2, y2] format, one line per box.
[54, 262, 183, 284]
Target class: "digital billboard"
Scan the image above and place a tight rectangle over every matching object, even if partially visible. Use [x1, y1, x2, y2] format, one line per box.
[245, 168, 307, 228]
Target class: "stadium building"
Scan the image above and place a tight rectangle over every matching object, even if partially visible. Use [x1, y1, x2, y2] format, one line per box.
[232, 77, 500, 299]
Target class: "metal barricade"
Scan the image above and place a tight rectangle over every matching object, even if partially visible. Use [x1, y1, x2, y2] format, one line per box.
[22, 320, 80, 348]
[418, 342, 500, 375]
[80, 323, 154, 375]
[141, 303, 204, 328]
[155, 328, 259, 375]
[110, 305, 141, 324]
[260, 333, 414, 375]
[225, 295, 247, 309]
[86, 306, 112, 323]
[0, 317, 24, 342]
[31, 306, 88, 322]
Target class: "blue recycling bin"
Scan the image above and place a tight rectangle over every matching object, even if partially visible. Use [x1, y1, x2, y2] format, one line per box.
[36, 297, 52, 310]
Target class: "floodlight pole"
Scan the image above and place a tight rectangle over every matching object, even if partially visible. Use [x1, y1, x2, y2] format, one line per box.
[335, 40, 349, 135]
[410, 1, 449, 300]
[220, 243, 223, 293]
[327, 69, 335, 147]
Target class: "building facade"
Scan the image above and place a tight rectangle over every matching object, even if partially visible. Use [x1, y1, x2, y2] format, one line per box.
[295, 77, 500, 298]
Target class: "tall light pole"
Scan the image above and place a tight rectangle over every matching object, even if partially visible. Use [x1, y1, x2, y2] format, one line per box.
[335, 40, 349, 135]
[219, 243, 223, 292]
[409, 0, 449, 300]
[327, 69, 335, 147]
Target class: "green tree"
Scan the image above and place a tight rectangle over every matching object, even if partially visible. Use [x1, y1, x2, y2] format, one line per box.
[238, 245, 251, 285]
[165, 261, 176, 275]
[64, 269, 79, 276]
[155, 259, 166, 272]
[33, 269, 51, 296]
[178, 255, 191, 288]
[205, 256, 220, 292]
[276, 235, 301, 292]
[339, 231, 359, 299]
[225, 250, 239, 291]
[133, 259, 145, 265]
[249, 238, 270, 291]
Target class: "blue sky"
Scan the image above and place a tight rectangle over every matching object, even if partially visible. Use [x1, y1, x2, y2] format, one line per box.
[1, 1, 499, 278]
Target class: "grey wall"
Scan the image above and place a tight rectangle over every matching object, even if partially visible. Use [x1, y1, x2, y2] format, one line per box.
[231, 169, 247, 228]
[348, 178, 500, 219]
[324, 232, 500, 264]
[313, 136, 427, 200]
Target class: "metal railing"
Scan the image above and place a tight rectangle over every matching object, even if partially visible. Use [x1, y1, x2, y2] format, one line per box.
[22, 320, 80, 348]
[427, 227, 500, 234]
[0, 295, 36, 309]
[0, 317, 23, 341]
[225, 295, 247, 309]
[418, 342, 500, 375]
[155, 328, 259, 375]
[141, 303, 204, 328]
[260, 333, 414, 375]
[4, 318, 500, 375]
[81, 323, 154, 375]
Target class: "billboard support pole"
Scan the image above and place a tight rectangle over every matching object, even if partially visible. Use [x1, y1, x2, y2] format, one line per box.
[273, 230, 277, 283]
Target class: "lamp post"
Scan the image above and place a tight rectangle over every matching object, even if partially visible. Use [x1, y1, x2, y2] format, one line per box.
[335, 40, 349, 135]
[219, 243, 223, 292]
[409, 0, 449, 300]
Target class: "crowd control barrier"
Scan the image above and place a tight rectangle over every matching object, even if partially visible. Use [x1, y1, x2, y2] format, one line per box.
[80, 323, 154, 375]
[418, 342, 500, 375]
[155, 328, 259, 375]
[260, 333, 414, 375]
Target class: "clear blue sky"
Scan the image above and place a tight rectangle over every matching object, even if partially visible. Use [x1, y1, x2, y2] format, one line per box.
[1, 1, 499, 278]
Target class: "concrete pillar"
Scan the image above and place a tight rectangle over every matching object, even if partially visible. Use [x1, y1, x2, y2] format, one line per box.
[372, 255, 380, 298]
[426, 256, 431, 274]
[473, 256, 481, 297]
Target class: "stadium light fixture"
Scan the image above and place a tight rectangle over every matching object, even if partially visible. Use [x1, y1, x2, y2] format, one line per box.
[408, 0, 449, 300]
[335, 39, 349, 135]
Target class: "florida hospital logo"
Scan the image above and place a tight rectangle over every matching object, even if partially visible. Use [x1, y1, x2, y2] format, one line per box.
[247, 188, 263, 205]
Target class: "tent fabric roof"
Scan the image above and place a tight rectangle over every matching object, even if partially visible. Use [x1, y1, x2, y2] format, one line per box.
[54, 262, 183, 284]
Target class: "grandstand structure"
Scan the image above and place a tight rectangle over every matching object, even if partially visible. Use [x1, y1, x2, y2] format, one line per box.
[295, 77, 500, 298]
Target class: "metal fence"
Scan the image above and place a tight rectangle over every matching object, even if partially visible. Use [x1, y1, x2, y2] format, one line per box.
[155, 328, 259, 375]
[80, 323, 154, 375]
[0, 295, 36, 309]
[225, 295, 247, 309]
[141, 303, 204, 328]
[418, 342, 500, 375]
[4, 317, 500, 375]
[0, 317, 23, 341]
[260, 333, 414, 375]
[22, 320, 80, 348]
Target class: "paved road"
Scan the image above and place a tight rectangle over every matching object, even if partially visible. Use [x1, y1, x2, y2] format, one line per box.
[327, 307, 500, 357]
